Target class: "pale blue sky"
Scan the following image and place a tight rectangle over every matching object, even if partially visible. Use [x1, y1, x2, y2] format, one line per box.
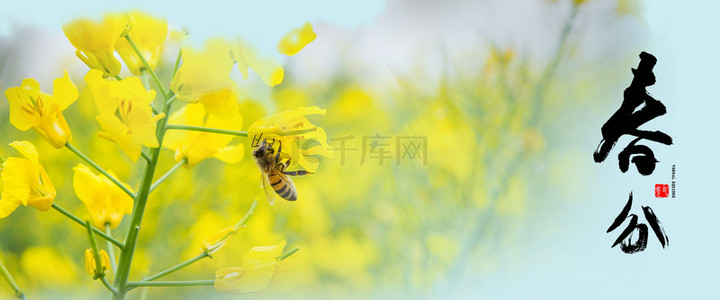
[0, 0, 385, 49]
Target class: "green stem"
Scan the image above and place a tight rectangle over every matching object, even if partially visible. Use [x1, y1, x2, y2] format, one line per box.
[277, 246, 300, 261]
[165, 94, 177, 107]
[164, 125, 319, 138]
[141, 70, 150, 90]
[85, 221, 105, 279]
[139, 200, 257, 284]
[150, 105, 160, 116]
[101, 277, 119, 295]
[0, 256, 26, 300]
[52, 204, 124, 249]
[125, 35, 167, 99]
[234, 200, 258, 230]
[114, 75, 123, 81]
[141, 151, 152, 164]
[150, 159, 186, 193]
[65, 143, 136, 198]
[127, 280, 215, 289]
[141, 252, 209, 282]
[141, 70, 161, 115]
[0, 153, 5, 163]
[164, 125, 247, 137]
[112, 91, 175, 299]
[171, 49, 182, 81]
[105, 224, 117, 273]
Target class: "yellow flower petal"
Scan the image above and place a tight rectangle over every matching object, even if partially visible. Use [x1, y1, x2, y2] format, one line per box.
[213, 144, 245, 164]
[52, 71, 79, 111]
[248, 106, 331, 173]
[214, 241, 287, 294]
[164, 101, 243, 166]
[27, 166, 56, 211]
[278, 22, 316, 56]
[201, 227, 237, 254]
[73, 164, 133, 228]
[231, 41, 284, 87]
[0, 141, 55, 218]
[215, 267, 245, 293]
[5, 74, 77, 148]
[0, 191, 21, 219]
[96, 114, 142, 162]
[86, 70, 160, 161]
[85, 249, 112, 276]
[1, 158, 37, 207]
[63, 15, 125, 77]
[235, 263, 277, 293]
[9, 141, 39, 164]
[171, 39, 235, 103]
[115, 11, 168, 75]
[84, 249, 94, 276]
[5, 79, 40, 131]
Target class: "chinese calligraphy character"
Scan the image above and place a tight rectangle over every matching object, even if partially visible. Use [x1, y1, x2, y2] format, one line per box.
[607, 192, 669, 254]
[593, 51, 672, 176]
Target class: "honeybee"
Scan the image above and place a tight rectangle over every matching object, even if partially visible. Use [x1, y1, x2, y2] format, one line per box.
[251, 134, 311, 204]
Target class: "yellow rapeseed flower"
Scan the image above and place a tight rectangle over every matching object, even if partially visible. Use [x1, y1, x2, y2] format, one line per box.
[230, 41, 284, 87]
[84, 248, 112, 277]
[170, 39, 235, 103]
[0, 141, 56, 218]
[164, 96, 244, 166]
[214, 240, 287, 293]
[63, 14, 125, 78]
[278, 22, 316, 56]
[73, 164, 134, 228]
[115, 11, 168, 76]
[201, 226, 239, 255]
[4, 72, 78, 148]
[248, 106, 331, 173]
[85, 69, 164, 162]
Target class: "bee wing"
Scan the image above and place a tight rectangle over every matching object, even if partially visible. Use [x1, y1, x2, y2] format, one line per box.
[261, 173, 276, 205]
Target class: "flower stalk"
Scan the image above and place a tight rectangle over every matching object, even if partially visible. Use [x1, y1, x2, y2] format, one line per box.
[0, 256, 26, 300]
[140, 200, 258, 283]
[127, 280, 215, 289]
[110, 31, 180, 300]
[66, 142, 136, 198]
[112, 95, 173, 299]
[140, 252, 209, 283]
[85, 221, 107, 278]
[164, 124, 318, 137]
[150, 158, 186, 193]
[164, 124, 248, 137]
[124, 34, 167, 99]
[171, 50, 182, 81]
[277, 246, 300, 261]
[52, 203, 124, 249]
[86, 220, 118, 294]
[105, 224, 118, 272]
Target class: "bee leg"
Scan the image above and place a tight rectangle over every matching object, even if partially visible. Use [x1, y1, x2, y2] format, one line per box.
[275, 141, 283, 164]
[251, 133, 264, 147]
[282, 170, 313, 176]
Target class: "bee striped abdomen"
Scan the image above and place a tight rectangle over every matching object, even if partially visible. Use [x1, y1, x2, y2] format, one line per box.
[268, 171, 297, 201]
